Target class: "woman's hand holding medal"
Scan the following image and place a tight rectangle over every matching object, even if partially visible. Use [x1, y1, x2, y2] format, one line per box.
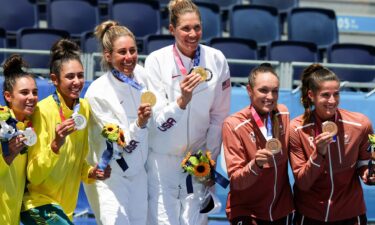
[137, 103, 152, 128]
[315, 121, 338, 157]
[177, 72, 202, 109]
[51, 118, 76, 153]
[255, 149, 274, 168]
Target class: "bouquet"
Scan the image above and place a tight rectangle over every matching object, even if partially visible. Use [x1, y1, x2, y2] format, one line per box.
[101, 123, 126, 148]
[181, 150, 215, 184]
[367, 134, 375, 179]
[369, 134, 375, 149]
[98, 123, 128, 171]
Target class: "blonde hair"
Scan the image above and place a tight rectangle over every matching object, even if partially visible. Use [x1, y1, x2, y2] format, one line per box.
[94, 20, 136, 71]
[168, 0, 201, 27]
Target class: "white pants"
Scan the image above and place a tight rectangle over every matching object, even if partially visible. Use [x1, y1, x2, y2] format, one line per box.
[84, 168, 148, 225]
[147, 151, 208, 225]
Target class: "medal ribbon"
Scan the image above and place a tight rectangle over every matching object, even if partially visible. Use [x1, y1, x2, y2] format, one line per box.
[52, 91, 80, 122]
[111, 69, 143, 91]
[250, 106, 273, 141]
[172, 44, 201, 76]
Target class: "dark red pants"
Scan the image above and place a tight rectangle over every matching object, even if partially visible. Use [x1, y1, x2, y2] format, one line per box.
[230, 214, 293, 225]
[293, 212, 367, 225]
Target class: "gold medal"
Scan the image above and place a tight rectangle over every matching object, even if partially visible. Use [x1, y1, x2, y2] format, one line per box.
[190, 67, 213, 82]
[266, 138, 282, 154]
[141, 91, 156, 107]
[322, 121, 338, 136]
[192, 67, 208, 81]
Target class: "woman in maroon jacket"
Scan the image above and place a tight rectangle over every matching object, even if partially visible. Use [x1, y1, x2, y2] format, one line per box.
[222, 63, 294, 225]
[289, 63, 374, 225]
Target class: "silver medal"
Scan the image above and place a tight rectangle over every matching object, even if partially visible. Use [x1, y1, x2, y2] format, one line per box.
[21, 128, 37, 146]
[72, 113, 87, 130]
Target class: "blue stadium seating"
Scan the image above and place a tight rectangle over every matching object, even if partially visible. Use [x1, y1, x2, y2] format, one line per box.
[47, 0, 99, 38]
[251, 0, 299, 15]
[327, 43, 375, 82]
[144, 34, 175, 54]
[288, 7, 338, 50]
[109, 0, 161, 38]
[267, 40, 319, 80]
[229, 5, 280, 47]
[0, 0, 38, 35]
[16, 28, 70, 69]
[0, 28, 6, 65]
[195, 2, 222, 43]
[210, 37, 258, 78]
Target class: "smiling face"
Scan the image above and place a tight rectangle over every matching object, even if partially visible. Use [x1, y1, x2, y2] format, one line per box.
[309, 80, 340, 120]
[51, 59, 84, 108]
[169, 12, 202, 58]
[4, 76, 38, 121]
[105, 35, 137, 76]
[247, 72, 279, 115]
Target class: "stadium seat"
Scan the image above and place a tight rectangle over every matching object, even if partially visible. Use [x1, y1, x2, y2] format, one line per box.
[251, 0, 298, 16]
[195, 0, 240, 10]
[0, 28, 6, 65]
[327, 43, 375, 82]
[0, 0, 38, 34]
[46, 0, 99, 38]
[209, 37, 258, 78]
[109, 0, 161, 38]
[81, 31, 99, 54]
[195, 2, 222, 43]
[17, 28, 70, 69]
[268, 40, 319, 80]
[229, 5, 280, 47]
[144, 34, 175, 54]
[288, 7, 338, 50]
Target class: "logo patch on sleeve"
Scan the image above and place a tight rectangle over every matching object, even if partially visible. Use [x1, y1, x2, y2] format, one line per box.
[222, 78, 230, 90]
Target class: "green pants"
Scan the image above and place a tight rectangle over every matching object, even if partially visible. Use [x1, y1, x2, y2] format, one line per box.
[21, 204, 74, 225]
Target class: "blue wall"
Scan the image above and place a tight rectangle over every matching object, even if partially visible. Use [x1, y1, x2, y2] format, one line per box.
[4, 79, 375, 221]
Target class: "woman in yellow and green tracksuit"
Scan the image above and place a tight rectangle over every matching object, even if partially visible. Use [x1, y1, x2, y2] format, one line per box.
[0, 54, 38, 225]
[20, 39, 111, 225]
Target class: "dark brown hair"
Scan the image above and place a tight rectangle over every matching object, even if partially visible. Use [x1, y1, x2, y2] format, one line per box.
[300, 63, 340, 124]
[2, 54, 35, 106]
[49, 39, 82, 78]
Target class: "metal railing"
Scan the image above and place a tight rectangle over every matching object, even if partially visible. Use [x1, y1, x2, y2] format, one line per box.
[1, 48, 375, 96]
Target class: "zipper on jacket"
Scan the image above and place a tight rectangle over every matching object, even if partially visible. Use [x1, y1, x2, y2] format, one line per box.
[336, 136, 342, 164]
[269, 155, 278, 221]
[325, 145, 335, 222]
[186, 102, 191, 151]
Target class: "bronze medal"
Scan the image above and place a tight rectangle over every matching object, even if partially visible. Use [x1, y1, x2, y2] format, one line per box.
[266, 138, 282, 154]
[322, 121, 338, 136]
[141, 91, 156, 107]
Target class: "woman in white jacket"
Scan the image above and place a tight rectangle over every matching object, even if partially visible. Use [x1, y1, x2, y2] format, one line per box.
[145, 0, 231, 224]
[83, 20, 152, 225]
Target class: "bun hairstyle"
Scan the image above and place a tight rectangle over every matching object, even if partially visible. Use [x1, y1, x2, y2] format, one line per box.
[248, 62, 279, 89]
[94, 20, 136, 71]
[2, 54, 35, 106]
[49, 39, 82, 76]
[300, 63, 340, 124]
[168, 0, 201, 27]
